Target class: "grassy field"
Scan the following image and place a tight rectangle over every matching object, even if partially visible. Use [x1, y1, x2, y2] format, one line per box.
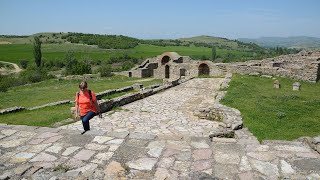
[221, 74, 320, 141]
[0, 76, 162, 127]
[0, 104, 73, 127]
[0, 76, 162, 109]
[0, 43, 253, 65]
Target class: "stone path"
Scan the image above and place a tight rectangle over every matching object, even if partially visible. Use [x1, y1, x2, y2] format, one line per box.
[1, 78, 320, 179]
[61, 78, 225, 137]
[1, 125, 319, 179]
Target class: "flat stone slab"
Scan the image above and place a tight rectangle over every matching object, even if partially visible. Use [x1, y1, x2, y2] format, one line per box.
[62, 146, 81, 156]
[293, 159, 320, 172]
[92, 136, 114, 144]
[126, 158, 158, 170]
[190, 140, 210, 149]
[129, 132, 156, 140]
[30, 152, 57, 162]
[11, 152, 35, 163]
[73, 149, 96, 161]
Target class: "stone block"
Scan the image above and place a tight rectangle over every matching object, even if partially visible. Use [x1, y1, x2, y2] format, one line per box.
[293, 82, 301, 91]
[273, 80, 280, 89]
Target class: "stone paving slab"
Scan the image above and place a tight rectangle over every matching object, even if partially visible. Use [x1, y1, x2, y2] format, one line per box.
[0, 125, 319, 179]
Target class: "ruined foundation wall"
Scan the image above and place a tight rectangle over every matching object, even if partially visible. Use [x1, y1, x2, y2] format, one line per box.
[226, 51, 320, 82]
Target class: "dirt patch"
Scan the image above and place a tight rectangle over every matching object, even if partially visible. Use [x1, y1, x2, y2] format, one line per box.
[133, 78, 155, 82]
[0, 41, 12, 44]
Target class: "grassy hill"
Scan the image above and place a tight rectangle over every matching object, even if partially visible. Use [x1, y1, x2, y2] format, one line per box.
[239, 36, 320, 49]
[179, 35, 263, 51]
[180, 35, 239, 48]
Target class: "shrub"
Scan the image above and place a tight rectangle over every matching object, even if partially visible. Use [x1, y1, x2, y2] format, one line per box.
[276, 112, 286, 119]
[20, 60, 28, 69]
[122, 61, 134, 71]
[19, 65, 52, 83]
[98, 64, 113, 77]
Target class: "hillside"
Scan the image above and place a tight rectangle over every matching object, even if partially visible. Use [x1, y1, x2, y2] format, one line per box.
[179, 35, 263, 51]
[238, 36, 320, 49]
[0, 32, 297, 67]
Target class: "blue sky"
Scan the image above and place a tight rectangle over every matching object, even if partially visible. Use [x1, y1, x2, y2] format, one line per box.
[1, 0, 320, 39]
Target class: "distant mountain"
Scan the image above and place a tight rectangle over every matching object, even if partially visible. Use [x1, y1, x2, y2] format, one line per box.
[238, 36, 320, 49]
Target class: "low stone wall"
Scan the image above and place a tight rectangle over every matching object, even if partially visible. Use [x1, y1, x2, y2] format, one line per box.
[28, 100, 72, 111]
[0, 106, 25, 115]
[0, 84, 141, 115]
[55, 74, 98, 80]
[95, 85, 135, 100]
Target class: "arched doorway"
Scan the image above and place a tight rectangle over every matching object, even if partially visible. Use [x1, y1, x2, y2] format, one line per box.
[161, 56, 170, 65]
[180, 68, 186, 77]
[198, 63, 210, 76]
[128, 72, 132, 77]
[165, 65, 170, 78]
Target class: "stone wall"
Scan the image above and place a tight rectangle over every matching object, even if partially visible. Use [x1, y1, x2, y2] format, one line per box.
[98, 78, 191, 113]
[125, 51, 320, 82]
[225, 51, 320, 82]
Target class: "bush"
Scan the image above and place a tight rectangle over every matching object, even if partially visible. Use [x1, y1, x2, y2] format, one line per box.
[20, 65, 52, 83]
[20, 60, 28, 69]
[0, 66, 52, 92]
[0, 75, 12, 92]
[98, 64, 113, 77]
[122, 61, 134, 71]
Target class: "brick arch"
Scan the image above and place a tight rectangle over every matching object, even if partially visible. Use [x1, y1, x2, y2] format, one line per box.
[198, 63, 210, 76]
[159, 52, 181, 65]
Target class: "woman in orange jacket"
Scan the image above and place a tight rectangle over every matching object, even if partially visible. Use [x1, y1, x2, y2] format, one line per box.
[75, 81, 102, 134]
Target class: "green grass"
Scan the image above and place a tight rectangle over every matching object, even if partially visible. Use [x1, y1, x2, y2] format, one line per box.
[221, 74, 320, 141]
[0, 76, 162, 109]
[0, 43, 254, 65]
[0, 77, 161, 127]
[0, 104, 73, 127]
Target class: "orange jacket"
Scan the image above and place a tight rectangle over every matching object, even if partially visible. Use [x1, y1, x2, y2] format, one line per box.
[75, 90, 97, 116]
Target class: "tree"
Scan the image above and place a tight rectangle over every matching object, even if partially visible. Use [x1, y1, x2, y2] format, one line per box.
[211, 46, 217, 61]
[64, 52, 91, 75]
[33, 36, 42, 67]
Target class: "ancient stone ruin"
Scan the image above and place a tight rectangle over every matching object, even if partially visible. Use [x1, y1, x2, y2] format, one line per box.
[226, 51, 320, 82]
[119, 51, 320, 82]
[118, 52, 226, 79]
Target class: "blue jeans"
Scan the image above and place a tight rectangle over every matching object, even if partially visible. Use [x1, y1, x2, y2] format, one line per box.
[80, 111, 96, 131]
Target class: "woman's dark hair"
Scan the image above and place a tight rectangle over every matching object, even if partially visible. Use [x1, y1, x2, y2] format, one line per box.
[79, 81, 88, 89]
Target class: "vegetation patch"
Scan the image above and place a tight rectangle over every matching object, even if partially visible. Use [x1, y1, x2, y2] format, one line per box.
[221, 74, 320, 141]
[0, 104, 73, 127]
[0, 76, 161, 109]
[53, 164, 70, 173]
